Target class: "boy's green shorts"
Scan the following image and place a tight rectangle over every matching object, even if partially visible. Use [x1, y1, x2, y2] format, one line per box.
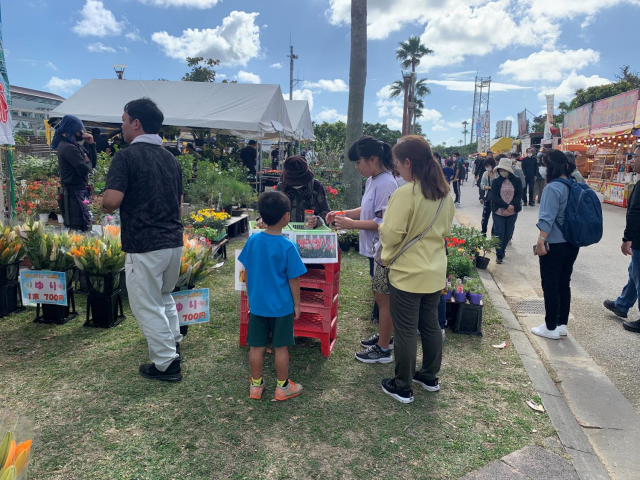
[247, 313, 295, 348]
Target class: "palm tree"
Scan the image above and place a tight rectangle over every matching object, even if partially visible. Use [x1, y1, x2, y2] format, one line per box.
[396, 36, 433, 73]
[342, 0, 367, 208]
[389, 78, 431, 133]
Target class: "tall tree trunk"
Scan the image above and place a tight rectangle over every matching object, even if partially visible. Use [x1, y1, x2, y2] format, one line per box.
[342, 0, 367, 209]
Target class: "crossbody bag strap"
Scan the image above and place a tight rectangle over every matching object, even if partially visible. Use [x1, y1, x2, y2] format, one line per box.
[387, 197, 445, 267]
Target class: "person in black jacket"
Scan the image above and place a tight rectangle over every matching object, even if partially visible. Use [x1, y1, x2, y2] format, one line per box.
[604, 146, 640, 332]
[52, 115, 97, 231]
[490, 156, 522, 264]
[521, 147, 538, 206]
[473, 154, 485, 202]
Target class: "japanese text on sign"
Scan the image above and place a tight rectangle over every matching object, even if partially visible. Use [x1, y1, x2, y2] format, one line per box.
[172, 288, 210, 326]
[19, 271, 67, 306]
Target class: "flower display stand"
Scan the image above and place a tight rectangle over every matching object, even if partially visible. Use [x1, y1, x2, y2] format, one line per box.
[34, 270, 77, 325]
[0, 261, 24, 318]
[83, 271, 125, 328]
[239, 251, 341, 357]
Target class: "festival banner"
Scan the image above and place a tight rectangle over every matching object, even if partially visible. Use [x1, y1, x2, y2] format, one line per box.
[0, 4, 13, 145]
[517, 110, 527, 136]
[481, 111, 490, 152]
[562, 104, 592, 138]
[546, 95, 554, 124]
[591, 89, 639, 130]
[475, 116, 482, 140]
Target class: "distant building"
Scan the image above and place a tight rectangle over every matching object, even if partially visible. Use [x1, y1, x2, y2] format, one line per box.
[10, 86, 65, 135]
[496, 119, 512, 138]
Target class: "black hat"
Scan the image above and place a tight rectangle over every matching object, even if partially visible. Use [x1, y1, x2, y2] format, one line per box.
[282, 156, 314, 186]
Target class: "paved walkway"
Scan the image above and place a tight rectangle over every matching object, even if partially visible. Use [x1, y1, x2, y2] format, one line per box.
[452, 181, 640, 479]
[454, 180, 640, 411]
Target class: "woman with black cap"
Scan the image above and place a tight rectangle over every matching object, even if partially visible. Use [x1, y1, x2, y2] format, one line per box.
[274, 155, 331, 228]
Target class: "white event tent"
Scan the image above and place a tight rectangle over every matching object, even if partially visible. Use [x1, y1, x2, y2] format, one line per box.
[285, 100, 315, 142]
[50, 79, 295, 140]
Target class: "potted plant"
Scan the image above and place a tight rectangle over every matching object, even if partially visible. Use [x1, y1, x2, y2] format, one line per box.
[446, 248, 475, 280]
[475, 235, 499, 269]
[442, 280, 453, 301]
[187, 208, 230, 243]
[454, 279, 467, 303]
[337, 231, 351, 252]
[467, 280, 484, 305]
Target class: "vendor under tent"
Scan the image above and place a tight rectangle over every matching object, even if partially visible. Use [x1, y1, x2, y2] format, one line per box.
[49, 79, 296, 190]
[285, 100, 315, 142]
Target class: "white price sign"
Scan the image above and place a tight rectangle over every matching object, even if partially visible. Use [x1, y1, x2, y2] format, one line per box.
[172, 288, 210, 326]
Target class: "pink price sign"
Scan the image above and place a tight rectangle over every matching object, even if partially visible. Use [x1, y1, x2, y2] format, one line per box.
[171, 288, 210, 326]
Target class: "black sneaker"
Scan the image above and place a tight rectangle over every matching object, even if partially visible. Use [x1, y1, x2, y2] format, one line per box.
[603, 300, 627, 318]
[381, 378, 414, 404]
[496, 258, 503, 264]
[623, 320, 640, 333]
[355, 344, 393, 364]
[412, 374, 440, 392]
[139, 359, 182, 382]
[360, 333, 394, 350]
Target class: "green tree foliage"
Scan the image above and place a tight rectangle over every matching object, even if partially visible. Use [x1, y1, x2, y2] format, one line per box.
[564, 65, 639, 112]
[396, 36, 433, 72]
[182, 57, 220, 83]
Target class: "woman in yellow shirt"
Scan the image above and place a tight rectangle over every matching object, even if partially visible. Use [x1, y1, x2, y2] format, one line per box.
[379, 136, 455, 404]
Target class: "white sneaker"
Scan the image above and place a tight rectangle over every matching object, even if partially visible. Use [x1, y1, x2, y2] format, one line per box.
[557, 325, 567, 336]
[531, 323, 560, 340]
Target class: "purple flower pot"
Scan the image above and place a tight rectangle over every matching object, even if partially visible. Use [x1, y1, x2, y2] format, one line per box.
[444, 290, 453, 301]
[454, 292, 468, 303]
[469, 293, 483, 305]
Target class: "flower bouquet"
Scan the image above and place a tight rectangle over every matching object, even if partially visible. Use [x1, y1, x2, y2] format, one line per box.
[67, 233, 126, 294]
[175, 236, 215, 289]
[0, 430, 33, 480]
[19, 222, 76, 277]
[0, 227, 26, 285]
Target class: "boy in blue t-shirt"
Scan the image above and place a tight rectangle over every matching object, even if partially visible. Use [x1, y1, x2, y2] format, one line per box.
[443, 160, 455, 184]
[238, 191, 307, 401]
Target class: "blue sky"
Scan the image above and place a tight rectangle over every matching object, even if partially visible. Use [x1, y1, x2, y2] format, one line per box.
[2, 0, 639, 146]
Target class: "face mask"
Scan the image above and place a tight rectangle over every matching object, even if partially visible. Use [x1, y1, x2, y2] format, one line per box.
[73, 132, 84, 142]
[486, 167, 492, 172]
[293, 185, 303, 189]
[500, 171, 509, 178]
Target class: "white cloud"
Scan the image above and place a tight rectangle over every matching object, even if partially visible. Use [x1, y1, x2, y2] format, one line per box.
[87, 42, 116, 53]
[440, 71, 477, 80]
[315, 108, 348, 123]
[523, 0, 640, 19]
[499, 49, 600, 82]
[432, 124, 449, 132]
[384, 118, 403, 130]
[270, 62, 282, 69]
[152, 11, 260, 66]
[327, 0, 483, 40]
[236, 71, 261, 84]
[302, 79, 348, 92]
[427, 80, 532, 92]
[417, 1, 558, 72]
[45, 61, 57, 71]
[538, 71, 612, 102]
[375, 85, 404, 118]
[125, 29, 146, 43]
[505, 115, 515, 122]
[283, 89, 314, 111]
[118, 45, 130, 53]
[44, 77, 82, 95]
[445, 118, 472, 129]
[421, 109, 444, 123]
[138, 0, 220, 7]
[73, 0, 123, 37]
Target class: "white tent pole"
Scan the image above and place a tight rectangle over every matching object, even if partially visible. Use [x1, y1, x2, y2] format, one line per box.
[259, 131, 264, 193]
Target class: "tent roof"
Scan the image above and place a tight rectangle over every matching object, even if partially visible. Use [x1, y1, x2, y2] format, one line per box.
[285, 100, 315, 141]
[490, 137, 513, 152]
[50, 79, 294, 138]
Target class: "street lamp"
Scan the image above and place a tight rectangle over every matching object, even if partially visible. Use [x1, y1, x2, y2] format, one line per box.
[113, 65, 128, 80]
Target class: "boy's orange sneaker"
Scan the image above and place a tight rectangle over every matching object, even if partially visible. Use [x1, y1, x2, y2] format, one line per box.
[250, 380, 265, 400]
[274, 380, 303, 401]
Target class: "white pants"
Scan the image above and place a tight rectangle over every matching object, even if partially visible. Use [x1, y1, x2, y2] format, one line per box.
[126, 247, 183, 371]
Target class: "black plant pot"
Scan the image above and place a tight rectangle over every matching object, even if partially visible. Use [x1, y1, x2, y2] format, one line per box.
[475, 256, 490, 270]
[339, 241, 351, 252]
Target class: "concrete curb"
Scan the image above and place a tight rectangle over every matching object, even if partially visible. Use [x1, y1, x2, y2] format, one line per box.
[478, 269, 611, 480]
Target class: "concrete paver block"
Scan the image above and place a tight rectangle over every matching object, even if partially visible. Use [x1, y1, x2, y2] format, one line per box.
[564, 447, 611, 480]
[502, 445, 579, 479]
[459, 460, 529, 480]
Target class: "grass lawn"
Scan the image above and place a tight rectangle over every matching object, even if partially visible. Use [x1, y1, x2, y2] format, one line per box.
[0, 244, 554, 479]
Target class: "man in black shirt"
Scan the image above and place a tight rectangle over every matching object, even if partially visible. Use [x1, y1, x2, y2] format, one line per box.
[91, 128, 109, 153]
[240, 140, 258, 175]
[521, 147, 538, 206]
[102, 98, 184, 382]
[52, 115, 97, 231]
